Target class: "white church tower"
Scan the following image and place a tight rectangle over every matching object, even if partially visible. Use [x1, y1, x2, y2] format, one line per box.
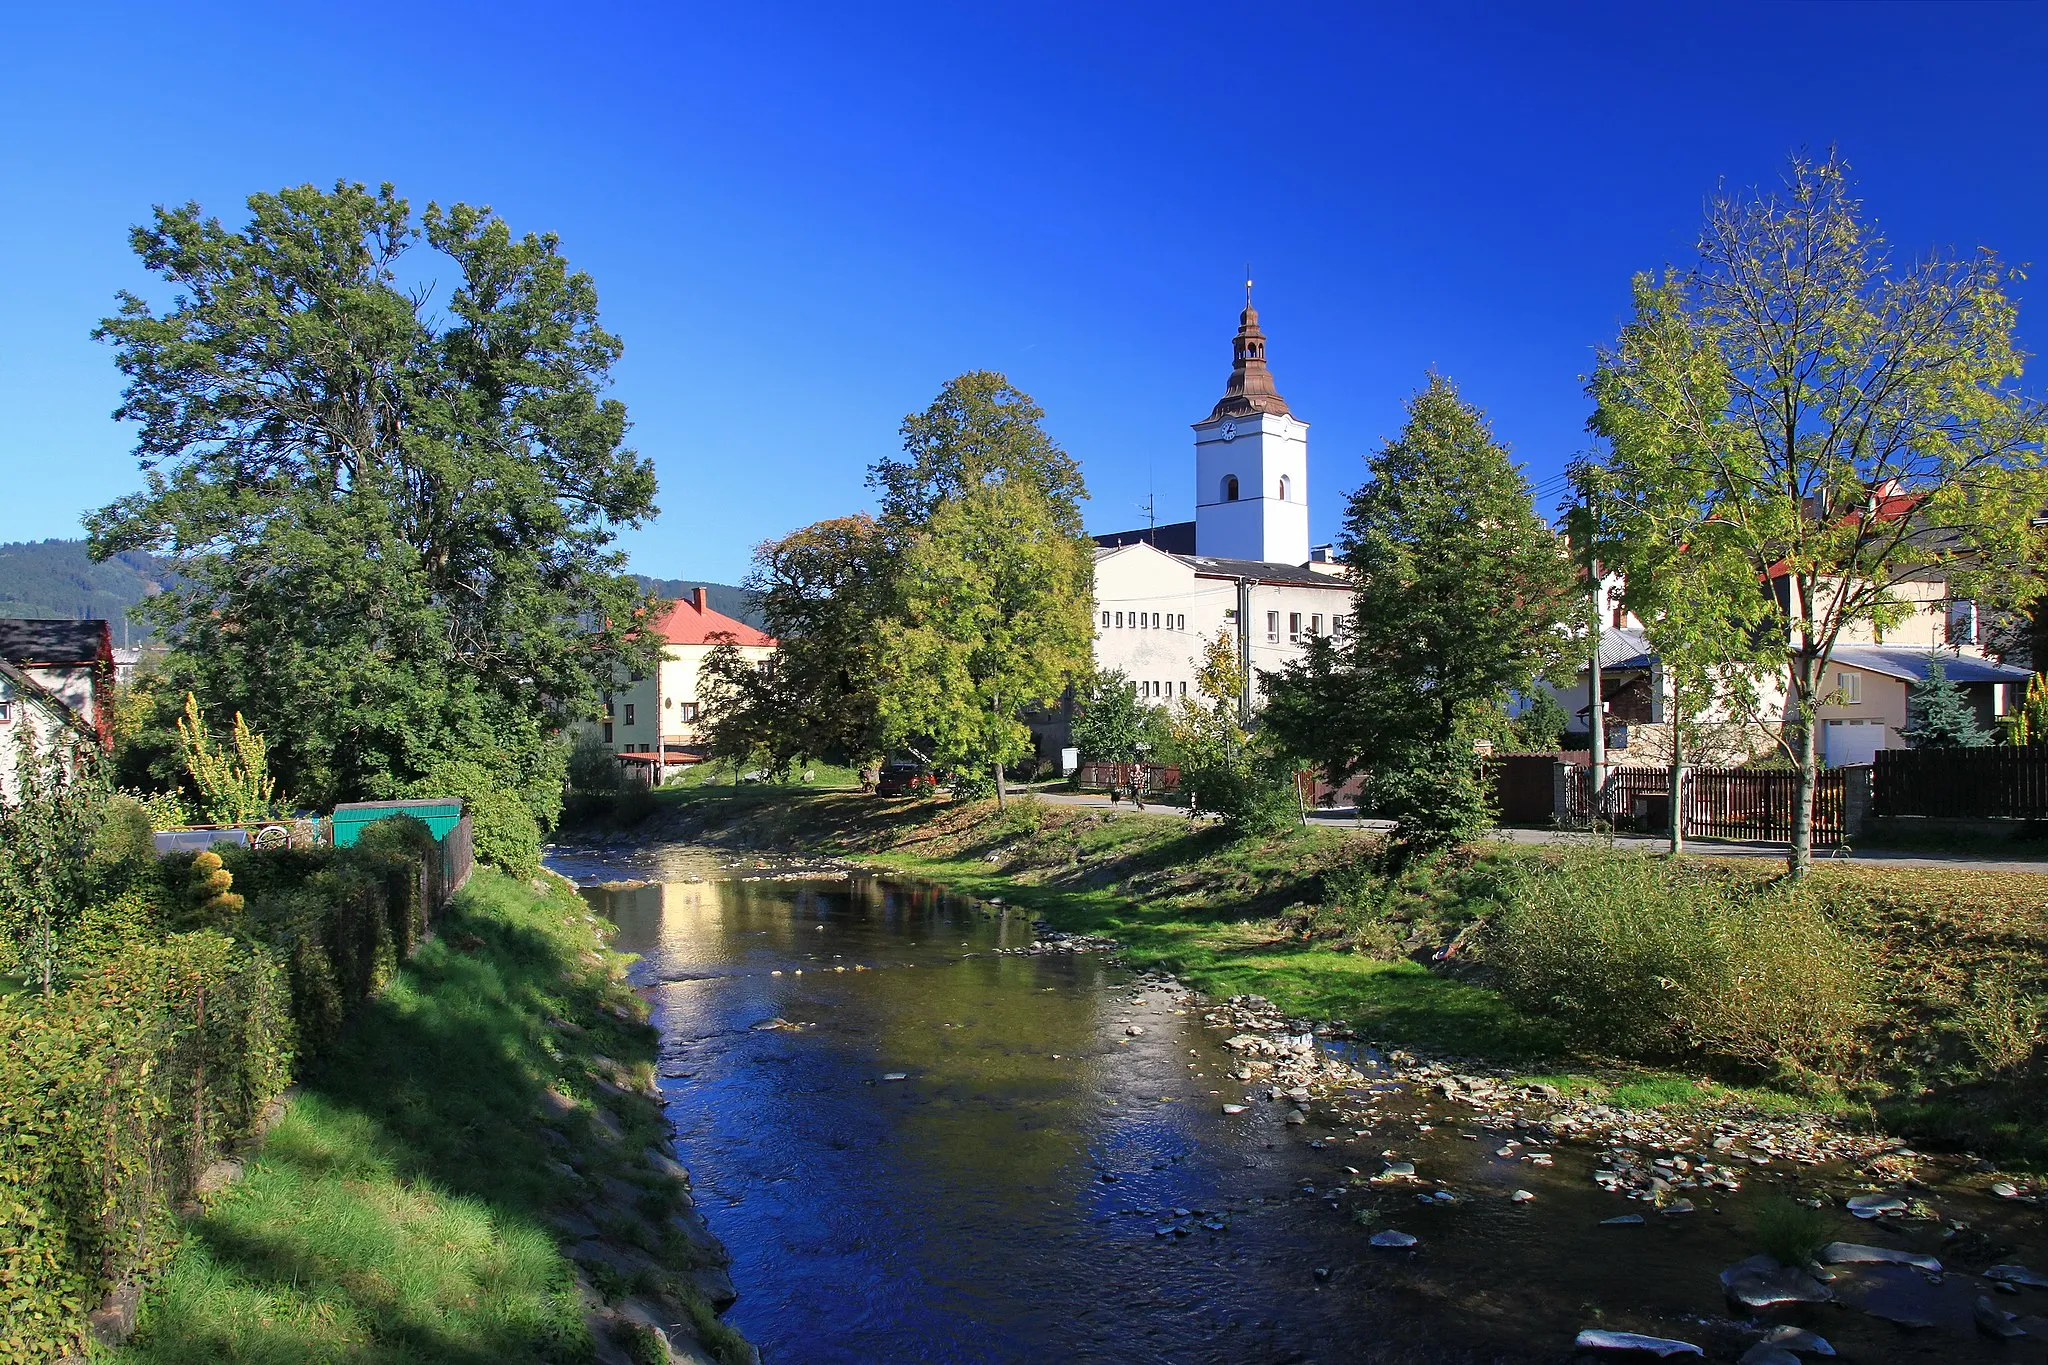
[1191, 287, 1309, 565]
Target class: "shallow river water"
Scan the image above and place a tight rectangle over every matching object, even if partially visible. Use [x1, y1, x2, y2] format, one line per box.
[552, 843, 2047, 1365]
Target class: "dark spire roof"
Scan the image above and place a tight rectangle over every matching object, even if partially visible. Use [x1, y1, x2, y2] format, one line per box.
[1205, 283, 1291, 421]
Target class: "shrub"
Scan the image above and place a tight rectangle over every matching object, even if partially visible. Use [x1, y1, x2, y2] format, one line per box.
[409, 760, 542, 878]
[1952, 965, 2045, 1076]
[1485, 847, 1871, 1070]
[0, 932, 291, 1361]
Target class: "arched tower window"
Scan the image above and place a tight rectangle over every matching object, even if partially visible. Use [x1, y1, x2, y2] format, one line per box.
[1278, 475, 1291, 501]
[1223, 474, 1239, 502]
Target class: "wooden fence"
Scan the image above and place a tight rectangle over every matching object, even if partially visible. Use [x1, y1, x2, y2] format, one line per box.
[1562, 764, 1845, 845]
[1076, 761, 1182, 793]
[1872, 747, 2048, 820]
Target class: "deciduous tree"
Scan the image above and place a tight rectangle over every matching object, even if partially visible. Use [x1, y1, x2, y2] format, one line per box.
[87, 182, 659, 824]
[1589, 151, 2047, 876]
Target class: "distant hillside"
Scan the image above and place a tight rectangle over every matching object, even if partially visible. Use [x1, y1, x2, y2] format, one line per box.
[634, 576, 765, 629]
[0, 542, 764, 641]
[0, 539, 173, 643]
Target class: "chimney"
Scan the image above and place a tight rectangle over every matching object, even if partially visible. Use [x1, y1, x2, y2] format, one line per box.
[692, 587, 708, 612]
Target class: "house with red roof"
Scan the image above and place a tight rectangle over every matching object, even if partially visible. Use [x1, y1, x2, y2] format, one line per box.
[595, 587, 776, 780]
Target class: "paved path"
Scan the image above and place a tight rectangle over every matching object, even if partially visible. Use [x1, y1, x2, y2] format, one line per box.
[1019, 787, 2048, 874]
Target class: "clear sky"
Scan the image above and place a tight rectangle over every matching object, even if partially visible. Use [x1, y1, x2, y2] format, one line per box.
[3, 3, 2044, 583]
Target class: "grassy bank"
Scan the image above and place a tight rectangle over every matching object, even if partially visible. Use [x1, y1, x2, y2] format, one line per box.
[113, 870, 749, 1365]
[633, 786, 2048, 1168]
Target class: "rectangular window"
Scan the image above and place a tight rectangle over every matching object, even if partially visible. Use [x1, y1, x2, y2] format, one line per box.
[1152, 612, 1160, 629]
[1288, 612, 1302, 641]
[679, 702, 700, 722]
[1223, 608, 1238, 623]
[1178, 681, 1187, 697]
[1837, 671, 1861, 704]
[624, 703, 636, 726]
[1266, 611, 1280, 643]
[756, 659, 773, 675]
[602, 722, 613, 743]
[1310, 614, 1322, 635]
[1100, 611, 1110, 628]
[1115, 611, 1124, 628]
[1175, 614, 1185, 630]
[604, 694, 615, 720]
[1333, 615, 1348, 635]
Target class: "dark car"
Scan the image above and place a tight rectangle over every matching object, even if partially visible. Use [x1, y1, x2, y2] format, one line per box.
[875, 760, 936, 796]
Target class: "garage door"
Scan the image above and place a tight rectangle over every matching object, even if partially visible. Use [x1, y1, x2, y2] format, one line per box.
[1824, 720, 1885, 768]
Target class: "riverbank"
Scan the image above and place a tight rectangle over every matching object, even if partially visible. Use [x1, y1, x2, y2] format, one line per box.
[585, 785, 2048, 1173]
[110, 870, 753, 1365]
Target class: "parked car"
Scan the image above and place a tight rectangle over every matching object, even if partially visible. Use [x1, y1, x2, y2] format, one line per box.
[875, 761, 937, 796]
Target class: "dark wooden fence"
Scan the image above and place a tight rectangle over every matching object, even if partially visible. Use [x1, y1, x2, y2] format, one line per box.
[1872, 747, 2048, 820]
[1562, 764, 1844, 845]
[1076, 762, 1182, 793]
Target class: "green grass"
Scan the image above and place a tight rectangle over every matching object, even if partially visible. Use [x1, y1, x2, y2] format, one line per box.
[114, 871, 744, 1365]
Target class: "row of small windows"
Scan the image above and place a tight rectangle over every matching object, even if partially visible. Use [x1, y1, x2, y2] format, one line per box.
[1266, 611, 1344, 642]
[1133, 679, 1185, 700]
[1220, 474, 1291, 502]
[1102, 610, 1185, 631]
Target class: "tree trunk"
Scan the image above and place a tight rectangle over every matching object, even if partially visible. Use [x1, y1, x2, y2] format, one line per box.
[994, 761, 1007, 812]
[1788, 656, 1818, 880]
[1667, 717, 1685, 857]
[1588, 580, 1606, 828]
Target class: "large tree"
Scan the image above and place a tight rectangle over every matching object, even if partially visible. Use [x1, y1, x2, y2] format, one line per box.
[1589, 151, 2047, 876]
[876, 478, 1093, 808]
[86, 182, 658, 821]
[699, 514, 891, 773]
[1265, 375, 1575, 852]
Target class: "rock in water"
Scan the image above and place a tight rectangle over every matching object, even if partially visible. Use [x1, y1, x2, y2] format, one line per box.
[1844, 1192, 1907, 1218]
[1737, 1347, 1803, 1365]
[1601, 1214, 1646, 1226]
[1820, 1242, 1940, 1272]
[1986, 1263, 2048, 1289]
[1368, 1230, 1418, 1248]
[1573, 1329, 1703, 1357]
[1379, 1161, 1416, 1178]
[1760, 1324, 1835, 1356]
[1724, 1262, 1832, 1309]
[1221, 1103, 1247, 1114]
[1975, 1295, 2027, 1338]
[880, 1072, 908, 1082]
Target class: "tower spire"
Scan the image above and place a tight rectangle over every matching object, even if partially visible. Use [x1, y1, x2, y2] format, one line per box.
[1206, 277, 1290, 421]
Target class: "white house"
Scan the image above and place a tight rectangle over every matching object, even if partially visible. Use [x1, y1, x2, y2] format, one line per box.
[1048, 295, 1351, 758]
[0, 619, 115, 800]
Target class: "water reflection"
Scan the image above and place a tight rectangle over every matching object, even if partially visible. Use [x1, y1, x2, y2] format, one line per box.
[571, 866, 2043, 1365]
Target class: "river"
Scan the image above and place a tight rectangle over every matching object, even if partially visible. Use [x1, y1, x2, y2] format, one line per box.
[550, 842, 2048, 1364]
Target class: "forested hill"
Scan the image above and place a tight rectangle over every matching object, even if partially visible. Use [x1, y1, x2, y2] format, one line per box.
[0, 540, 761, 639]
[634, 576, 764, 629]
[0, 538, 172, 641]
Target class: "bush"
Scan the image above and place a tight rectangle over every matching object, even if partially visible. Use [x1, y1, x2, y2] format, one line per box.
[408, 760, 542, 878]
[1184, 752, 1298, 837]
[1753, 1197, 1830, 1267]
[1485, 847, 1872, 1070]
[0, 933, 291, 1361]
[567, 730, 623, 793]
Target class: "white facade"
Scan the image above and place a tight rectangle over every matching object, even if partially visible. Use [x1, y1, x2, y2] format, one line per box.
[1192, 410, 1310, 566]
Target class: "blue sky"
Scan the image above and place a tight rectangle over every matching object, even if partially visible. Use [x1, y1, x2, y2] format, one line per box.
[3, 3, 2045, 583]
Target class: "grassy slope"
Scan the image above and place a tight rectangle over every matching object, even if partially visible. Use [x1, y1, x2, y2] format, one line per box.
[114, 871, 743, 1365]
[649, 786, 2048, 1162]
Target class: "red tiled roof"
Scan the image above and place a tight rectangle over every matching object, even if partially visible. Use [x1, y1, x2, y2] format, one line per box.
[646, 589, 776, 648]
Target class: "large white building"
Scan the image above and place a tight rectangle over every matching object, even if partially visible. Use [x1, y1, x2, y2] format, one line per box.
[1070, 295, 1351, 738]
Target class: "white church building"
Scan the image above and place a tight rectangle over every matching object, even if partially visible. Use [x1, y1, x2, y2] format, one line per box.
[1069, 294, 1352, 735]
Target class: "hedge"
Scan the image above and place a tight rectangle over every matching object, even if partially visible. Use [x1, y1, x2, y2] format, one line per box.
[0, 818, 438, 1362]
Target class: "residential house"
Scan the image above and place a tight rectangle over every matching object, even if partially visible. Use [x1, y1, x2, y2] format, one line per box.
[0, 618, 115, 800]
[592, 588, 776, 782]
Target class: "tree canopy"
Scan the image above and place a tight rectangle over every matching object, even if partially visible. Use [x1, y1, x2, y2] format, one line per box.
[86, 181, 659, 821]
[1264, 375, 1574, 851]
[1587, 150, 2046, 873]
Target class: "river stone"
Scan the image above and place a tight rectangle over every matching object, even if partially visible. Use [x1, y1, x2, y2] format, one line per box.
[1222, 1103, 1247, 1114]
[1845, 1193, 1907, 1218]
[1511, 1189, 1534, 1203]
[1380, 1161, 1416, 1178]
[1368, 1230, 1418, 1248]
[1723, 1262, 1832, 1309]
[1573, 1329, 1702, 1357]
[1736, 1347, 1801, 1365]
[1125, 1026, 1145, 1036]
[1759, 1324, 1835, 1355]
[1986, 1264, 2048, 1289]
[1284, 1111, 1306, 1125]
[1975, 1295, 2027, 1339]
[1602, 1214, 1645, 1226]
[1991, 1181, 2020, 1198]
[1821, 1242, 1940, 1272]
[880, 1072, 908, 1082]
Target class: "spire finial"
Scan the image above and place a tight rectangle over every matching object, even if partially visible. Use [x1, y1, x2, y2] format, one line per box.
[1245, 264, 1253, 307]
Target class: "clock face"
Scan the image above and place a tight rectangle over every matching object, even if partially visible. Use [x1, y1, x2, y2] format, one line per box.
[1220, 421, 1237, 441]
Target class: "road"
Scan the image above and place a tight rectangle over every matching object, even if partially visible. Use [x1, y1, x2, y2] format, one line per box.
[1020, 787, 2048, 874]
